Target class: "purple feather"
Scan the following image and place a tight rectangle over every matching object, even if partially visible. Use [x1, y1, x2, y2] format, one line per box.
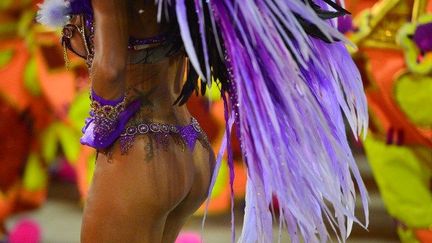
[166, 0, 369, 242]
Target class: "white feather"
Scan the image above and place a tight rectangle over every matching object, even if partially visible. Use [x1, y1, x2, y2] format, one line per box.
[36, 0, 71, 28]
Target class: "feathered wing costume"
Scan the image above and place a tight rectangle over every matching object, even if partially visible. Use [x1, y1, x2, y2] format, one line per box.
[37, 0, 369, 242]
[172, 1, 369, 242]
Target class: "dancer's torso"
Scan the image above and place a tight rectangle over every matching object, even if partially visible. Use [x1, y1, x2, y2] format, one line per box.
[116, 2, 211, 154]
[125, 1, 186, 121]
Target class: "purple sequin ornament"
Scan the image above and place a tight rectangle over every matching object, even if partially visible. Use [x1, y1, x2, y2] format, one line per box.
[80, 90, 141, 150]
[178, 124, 199, 150]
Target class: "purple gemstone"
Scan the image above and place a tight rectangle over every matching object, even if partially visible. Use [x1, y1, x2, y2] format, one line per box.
[150, 123, 160, 132]
[170, 126, 178, 133]
[138, 124, 149, 134]
[161, 124, 170, 133]
[127, 127, 137, 136]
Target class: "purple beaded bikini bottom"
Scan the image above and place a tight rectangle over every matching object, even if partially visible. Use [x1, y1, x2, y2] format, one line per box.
[118, 117, 211, 155]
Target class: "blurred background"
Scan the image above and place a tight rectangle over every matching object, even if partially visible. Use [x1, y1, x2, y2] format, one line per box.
[0, 0, 431, 242]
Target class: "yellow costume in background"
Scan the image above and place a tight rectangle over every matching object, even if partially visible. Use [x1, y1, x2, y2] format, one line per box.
[365, 136, 432, 242]
[350, 0, 432, 241]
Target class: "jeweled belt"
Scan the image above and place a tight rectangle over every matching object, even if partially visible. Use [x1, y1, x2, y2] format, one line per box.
[118, 117, 208, 155]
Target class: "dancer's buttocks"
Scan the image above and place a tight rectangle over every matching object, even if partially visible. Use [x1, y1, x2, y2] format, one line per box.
[82, 132, 214, 242]
[82, 115, 215, 242]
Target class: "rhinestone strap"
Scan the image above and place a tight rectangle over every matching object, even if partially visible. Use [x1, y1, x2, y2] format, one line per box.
[118, 118, 210, 155]
[121, 123, 178, 137]
[120, 118, 202, 137]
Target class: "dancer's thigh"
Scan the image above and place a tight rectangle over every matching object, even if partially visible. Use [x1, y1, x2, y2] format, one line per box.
[81, 136, 196, 243]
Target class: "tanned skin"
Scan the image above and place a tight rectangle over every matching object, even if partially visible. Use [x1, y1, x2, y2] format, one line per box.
[80, 1, 215, 242]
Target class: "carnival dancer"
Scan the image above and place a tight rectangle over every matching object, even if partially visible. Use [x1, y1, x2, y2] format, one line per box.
[37, 0, 369, 242]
